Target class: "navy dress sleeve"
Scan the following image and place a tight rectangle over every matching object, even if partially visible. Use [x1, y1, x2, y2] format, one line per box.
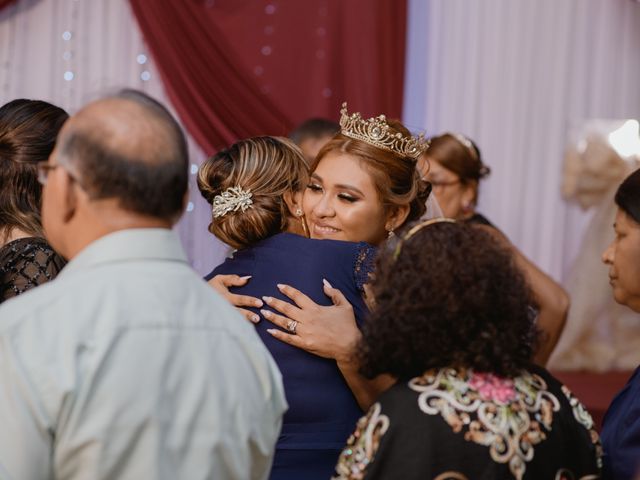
[206, 233, 376, 480]
[601, 367, 640, 479]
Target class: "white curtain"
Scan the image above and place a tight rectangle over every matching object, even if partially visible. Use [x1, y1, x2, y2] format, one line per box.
[0, 0, 226, 275]
[403, 0, 640, 280]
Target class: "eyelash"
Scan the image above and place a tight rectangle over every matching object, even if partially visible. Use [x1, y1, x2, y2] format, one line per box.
[307, 184, 358, 203]
[338, 193, 357, 203]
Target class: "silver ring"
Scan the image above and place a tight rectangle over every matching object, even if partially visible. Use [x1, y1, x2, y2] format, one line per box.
[286, 320, 298, 334]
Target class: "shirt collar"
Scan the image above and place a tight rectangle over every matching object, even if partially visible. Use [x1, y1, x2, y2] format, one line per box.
[58, 228, 188, 277]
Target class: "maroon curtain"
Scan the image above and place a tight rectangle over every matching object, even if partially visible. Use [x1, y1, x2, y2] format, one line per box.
[129, 0, 406, 154]
[0, 0, 17, 10]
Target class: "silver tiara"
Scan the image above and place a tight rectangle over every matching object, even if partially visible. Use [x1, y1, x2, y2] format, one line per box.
[211, 186, 253, 218]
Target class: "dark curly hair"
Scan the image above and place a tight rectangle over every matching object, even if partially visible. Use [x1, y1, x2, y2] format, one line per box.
[359, 221, 539, 380]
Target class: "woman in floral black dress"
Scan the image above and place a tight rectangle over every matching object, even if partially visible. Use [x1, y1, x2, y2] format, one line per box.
[333, 220, 601, 480]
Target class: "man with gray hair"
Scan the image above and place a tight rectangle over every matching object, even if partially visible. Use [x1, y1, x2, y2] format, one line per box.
[0, 90, 287, 479]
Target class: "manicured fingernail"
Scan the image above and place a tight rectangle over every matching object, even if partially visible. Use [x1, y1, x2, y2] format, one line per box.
[262, 296, 272, 304]
[260, 309, 272, 318]
[266, 329, 277, 335]
[276, 284, 285, 290]
[251, 314, 260, 323]
[254, 299, 264, 307]
[240, 275, 252, 281]
[323, 278, 333, 289]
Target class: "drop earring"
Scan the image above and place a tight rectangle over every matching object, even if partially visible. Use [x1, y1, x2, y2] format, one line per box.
[296, 208, 310, 237]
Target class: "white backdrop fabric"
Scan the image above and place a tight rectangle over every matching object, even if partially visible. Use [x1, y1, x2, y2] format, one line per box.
[0, 0, 226, 275]
[403, 0, 640, 280]
[2, 0, 640, 283]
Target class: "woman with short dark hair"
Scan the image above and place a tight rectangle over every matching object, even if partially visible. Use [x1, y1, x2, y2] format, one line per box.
[600, 167, 640, 479]
[333, 220, 601, 479]
[0, 99, 67, 302]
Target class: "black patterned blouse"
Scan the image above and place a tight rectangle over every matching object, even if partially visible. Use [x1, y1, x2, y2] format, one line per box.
[333, 365, 602, 480]
[0, 237, 66, 303]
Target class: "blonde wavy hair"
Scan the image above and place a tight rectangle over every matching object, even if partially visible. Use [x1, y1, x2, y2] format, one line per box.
[197, 136, 309, 250]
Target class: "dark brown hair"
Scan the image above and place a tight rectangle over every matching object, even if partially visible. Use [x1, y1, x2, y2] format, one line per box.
[313, 119, 429, 226]
[0, 99, 68, 240]
[289, 118, 339, 145]
[426, 133, 490, 203]
[359, 221, 538, 380]
[615, 167, 640, 225]
[198, 136, 308, 250]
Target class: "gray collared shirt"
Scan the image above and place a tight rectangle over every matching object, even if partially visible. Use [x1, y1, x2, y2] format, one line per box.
[0, 228, 287, 480]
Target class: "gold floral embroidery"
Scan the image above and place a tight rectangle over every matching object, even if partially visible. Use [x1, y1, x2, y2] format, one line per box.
[332, 402, 390, 480]
[409, 368, 561, 480]
[560, 385, 604, 469]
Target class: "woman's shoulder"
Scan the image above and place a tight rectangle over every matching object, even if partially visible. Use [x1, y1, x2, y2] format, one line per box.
[0, 237, 66, 301]
[0, 237, 64, 268]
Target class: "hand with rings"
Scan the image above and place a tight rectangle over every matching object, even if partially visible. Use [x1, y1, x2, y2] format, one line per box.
[260, 279, 360, 362]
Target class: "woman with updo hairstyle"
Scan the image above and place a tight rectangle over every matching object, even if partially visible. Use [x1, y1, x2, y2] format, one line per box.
[419, 132, 569, 365]
[419, 132, 488, 222]
[197, 136, 309, 250]
[302, 116, 430, 245]
[198, 135, 379, 480]
[0, 99, 67, 302]
[333, 220, 602, 479]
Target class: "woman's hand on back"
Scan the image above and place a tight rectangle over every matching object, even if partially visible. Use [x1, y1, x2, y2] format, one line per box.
[261, 280, 360, 362]
[208, 274, 264, 323]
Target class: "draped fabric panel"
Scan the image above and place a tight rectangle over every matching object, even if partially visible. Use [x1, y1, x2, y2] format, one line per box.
[403, 0, 640, 280]
[128, 0, 407, 154]
[0, 0, 16, 11]
[0, 0, 223, 274]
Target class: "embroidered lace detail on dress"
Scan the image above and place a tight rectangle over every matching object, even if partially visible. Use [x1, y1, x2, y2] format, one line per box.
[353, 242, 376, 292]
[0, 237, 66, 302]
[560, 385, 603, 469]
[409, 368, 561, 480]
[332, 402, 389, 480]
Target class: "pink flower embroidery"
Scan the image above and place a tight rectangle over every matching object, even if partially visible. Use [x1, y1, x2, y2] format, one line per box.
[468, 372, 517, 404]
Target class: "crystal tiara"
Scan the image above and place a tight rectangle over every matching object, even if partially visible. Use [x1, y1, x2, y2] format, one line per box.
[339, 102, 428, 159]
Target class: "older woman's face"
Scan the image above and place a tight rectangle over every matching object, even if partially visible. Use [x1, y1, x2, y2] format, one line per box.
[602, 208, 640, 312]
[303, 151, 390, 245]
[420, 157, 475, 220]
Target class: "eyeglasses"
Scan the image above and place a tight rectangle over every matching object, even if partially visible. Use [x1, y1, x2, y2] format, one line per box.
[37, 163, 60, 185]
[37, 162, 83, 187]
[427, 179, 461, 188]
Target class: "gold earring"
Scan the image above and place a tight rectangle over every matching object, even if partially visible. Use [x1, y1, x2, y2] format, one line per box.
[296, 208, 310, 237]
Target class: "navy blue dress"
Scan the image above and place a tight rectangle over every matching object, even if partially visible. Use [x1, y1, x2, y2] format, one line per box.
[601, 366, 640, 479]
[207, 233, 376, 480]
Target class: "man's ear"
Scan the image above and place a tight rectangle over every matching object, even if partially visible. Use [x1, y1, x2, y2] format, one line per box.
[61, 170, 80, 223]
[283, 190, 304, 217]
[385, 204, 411, 232]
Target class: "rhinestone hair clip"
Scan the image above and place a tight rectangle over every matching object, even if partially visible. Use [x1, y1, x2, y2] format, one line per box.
[339, 102, 428, 159]
[211, 186, 253, 218]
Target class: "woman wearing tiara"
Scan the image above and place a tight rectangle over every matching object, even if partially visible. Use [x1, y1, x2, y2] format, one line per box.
[198, 110, 428, 479]
[417, 133, 569, 365]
